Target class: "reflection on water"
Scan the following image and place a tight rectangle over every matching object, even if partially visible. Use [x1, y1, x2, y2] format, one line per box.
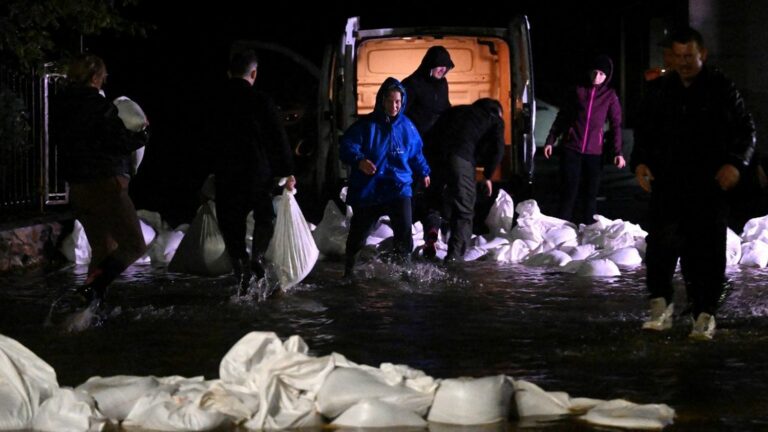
[1, 259, 768, 431]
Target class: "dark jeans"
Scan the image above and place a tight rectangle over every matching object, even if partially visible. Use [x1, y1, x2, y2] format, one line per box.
[70, 175, 147, 274]
[216, 185, 274, 265]
[645, 185, 728, 316]
[445, 155, 476, 260]
[559, 148, 603, 224]
[345, 197, 413, 269]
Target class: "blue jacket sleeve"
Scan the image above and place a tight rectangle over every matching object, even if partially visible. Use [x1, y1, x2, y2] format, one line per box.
[340, 121, 367, 166]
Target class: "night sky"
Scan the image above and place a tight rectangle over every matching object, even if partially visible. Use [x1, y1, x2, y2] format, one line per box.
[84, 0, 680, 226]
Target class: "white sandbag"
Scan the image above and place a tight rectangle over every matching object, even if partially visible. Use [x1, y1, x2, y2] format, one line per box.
[543, 226, 578, 247]
[113, 96, 148, 132]
[463, 246, 488, 262]
[199, 381, 260, 422]
[122, 385, 230, 431]
[168, 201, 232, 276]
[218, 332, 335, 430]
[366, 217, 394, 246]
[316, 367, 434, 419]
[474, 235, 510, 251]
[134, 219, 157, 265]
[563, 244, 597, 261]
[76, 375, 161, 421]
[494, 239, 535, 263]
[485, 189, 515, 235]
[266, 188, 319, 290]
[137, 210, 171, 233]
[596, 247, 643, 267]
[113, 96, 148, 173]
[313, 201, 349, 256]
[148, 228, 186, 265]
[740, 214, 768, 242]
[726, 228, 742, 266]
[580, 399, 675, 430]
[32, 388, 107, 432]
[524, 249, 572, 267]
[60, 219, 91, 264]
[513, 379, 571, 417]
[0, 334, 58, 430]
[427, 375, 514, 425]
[739, 239, 768, 268]
[332, 399, 427, 428]
[576, 258, 621, 277]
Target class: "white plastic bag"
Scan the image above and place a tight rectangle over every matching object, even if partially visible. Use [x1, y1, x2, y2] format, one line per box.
[168, 201, 232, 276]
[265, 189, 319, 290]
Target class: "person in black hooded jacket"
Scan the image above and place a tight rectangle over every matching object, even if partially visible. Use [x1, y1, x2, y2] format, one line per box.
[52, 53, 149, 309]
[212, 50, 296, 295]
[426, 98, 505, 261]
[402, 45, 454, 257]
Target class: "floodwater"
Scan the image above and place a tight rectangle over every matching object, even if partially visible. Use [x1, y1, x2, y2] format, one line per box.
[1, 257, 768, 431]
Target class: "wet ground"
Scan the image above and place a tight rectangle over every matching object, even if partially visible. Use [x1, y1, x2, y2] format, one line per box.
[1, 156, 768, 431]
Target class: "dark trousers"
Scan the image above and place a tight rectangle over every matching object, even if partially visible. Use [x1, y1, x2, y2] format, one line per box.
[345, 197, 413, 269]
[645, 187, 728, 316]
[559, 148, 603, 224]
[216, 185, 274, 265]
[445, 155, 476, 260]
[70, 175, 147, 276]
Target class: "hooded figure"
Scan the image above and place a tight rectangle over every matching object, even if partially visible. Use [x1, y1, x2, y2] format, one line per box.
[543, 54, 625, 224]
[340, 77, 431, 277]
[402, 45, 455, 137]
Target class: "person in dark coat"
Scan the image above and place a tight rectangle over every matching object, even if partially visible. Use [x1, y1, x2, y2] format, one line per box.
[212, 50, 296, 294]
[53, 53, 150, 308]
[340, 77, 431, 278]
[426, 98, 505, 261]
[543, 55, 625, 225]
[402, 45, 454, 257]
[632, 27, 756, 340]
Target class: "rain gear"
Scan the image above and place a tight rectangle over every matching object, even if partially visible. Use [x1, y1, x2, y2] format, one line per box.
[545, 55, 622, 156]
[340, 77, 431, 207]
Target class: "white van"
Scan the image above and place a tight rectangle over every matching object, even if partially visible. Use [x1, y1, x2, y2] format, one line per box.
[313, 16, 536, 201]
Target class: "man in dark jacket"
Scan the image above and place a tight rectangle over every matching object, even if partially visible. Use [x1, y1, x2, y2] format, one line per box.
[53, 53, 149, 309]
[403, 45, 454, 256]
[427, 98, 505, 261]
[213, 50, 296, 294]
[632, 27, 756, 340]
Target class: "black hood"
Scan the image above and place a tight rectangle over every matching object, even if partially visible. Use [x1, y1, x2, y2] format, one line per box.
[415, 45, 455, 78]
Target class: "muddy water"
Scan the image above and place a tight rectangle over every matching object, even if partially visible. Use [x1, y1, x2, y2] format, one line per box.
[1, 259, 767, 431]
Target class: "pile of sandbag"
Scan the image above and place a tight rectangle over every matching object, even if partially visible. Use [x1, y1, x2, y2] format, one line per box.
[0, 331, 675, 431]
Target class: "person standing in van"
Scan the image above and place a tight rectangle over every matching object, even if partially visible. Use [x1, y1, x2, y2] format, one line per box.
[543, 55, 625, 225]
[403, 45, 455, 258]
[340, 77, 431, 278]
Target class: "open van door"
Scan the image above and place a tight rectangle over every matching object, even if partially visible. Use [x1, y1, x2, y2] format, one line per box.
[316, 16, 537, 202]
[508, 16, 536, 195]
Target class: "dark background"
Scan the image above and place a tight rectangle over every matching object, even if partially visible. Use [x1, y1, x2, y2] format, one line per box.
[83, 0, 689, 226]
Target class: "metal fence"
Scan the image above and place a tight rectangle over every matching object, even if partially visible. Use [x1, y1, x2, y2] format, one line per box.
[0, 65, 68, 215]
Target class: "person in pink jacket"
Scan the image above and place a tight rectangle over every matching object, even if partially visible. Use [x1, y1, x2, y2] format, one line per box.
[544, 55, 625, 224]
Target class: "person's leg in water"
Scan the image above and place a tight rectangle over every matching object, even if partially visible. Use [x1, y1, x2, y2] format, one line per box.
[344, 204, 380, 279]
[216, 190, 252, 295]
[70, 176, 147, 307]
[445, 155, 476, 262]
[389, 197, 414, 266]
[250, 186, 277, 283]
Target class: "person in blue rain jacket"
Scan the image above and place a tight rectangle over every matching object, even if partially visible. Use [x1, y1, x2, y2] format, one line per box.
[340, 77, 431, 277]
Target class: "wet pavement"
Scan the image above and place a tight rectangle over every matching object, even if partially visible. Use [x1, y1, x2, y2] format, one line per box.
[1, 154, 768, 431]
